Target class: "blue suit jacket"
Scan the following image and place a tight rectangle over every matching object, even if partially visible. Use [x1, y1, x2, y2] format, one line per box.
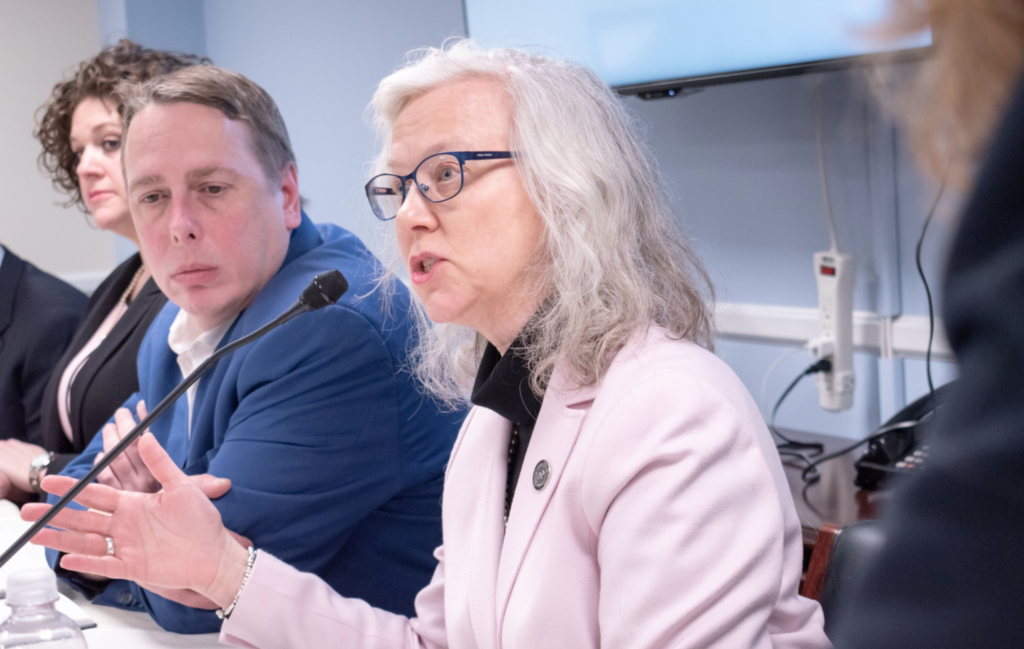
[54, 215, 465, 633]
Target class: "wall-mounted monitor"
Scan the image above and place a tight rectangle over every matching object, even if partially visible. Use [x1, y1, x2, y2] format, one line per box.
[464, 0, 932, 97]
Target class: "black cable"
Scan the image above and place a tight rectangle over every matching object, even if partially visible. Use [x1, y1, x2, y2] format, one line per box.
[795, 411, 934, 484]
[915, 172, 948, 400]
[770, 359, 832, 453]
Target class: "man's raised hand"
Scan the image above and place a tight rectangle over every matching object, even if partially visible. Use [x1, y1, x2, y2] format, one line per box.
[21, 433, 249, 609]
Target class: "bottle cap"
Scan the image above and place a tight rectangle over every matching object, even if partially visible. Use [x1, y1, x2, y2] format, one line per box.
[5, 568, 59, 607]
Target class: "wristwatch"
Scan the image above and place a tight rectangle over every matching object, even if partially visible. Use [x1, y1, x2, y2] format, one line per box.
[28, 452, 56, 494]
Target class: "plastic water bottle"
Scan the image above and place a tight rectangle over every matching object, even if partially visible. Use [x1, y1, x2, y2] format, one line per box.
[0, 568, 86, 648]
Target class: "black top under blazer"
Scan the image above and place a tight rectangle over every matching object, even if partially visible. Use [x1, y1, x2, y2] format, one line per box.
[36, 253, 167, 475]
[0, 248, 87, 444]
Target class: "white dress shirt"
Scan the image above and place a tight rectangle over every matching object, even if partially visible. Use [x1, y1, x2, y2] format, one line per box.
[167, 309, 236, 438]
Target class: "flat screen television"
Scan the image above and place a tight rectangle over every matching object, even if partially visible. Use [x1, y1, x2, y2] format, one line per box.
[464, 0, 932, 97]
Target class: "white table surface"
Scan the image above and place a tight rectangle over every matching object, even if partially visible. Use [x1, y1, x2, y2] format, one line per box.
[0, 499, 222, 648]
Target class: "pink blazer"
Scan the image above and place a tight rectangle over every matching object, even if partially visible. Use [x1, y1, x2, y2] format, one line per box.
[222, 327, 830, 648]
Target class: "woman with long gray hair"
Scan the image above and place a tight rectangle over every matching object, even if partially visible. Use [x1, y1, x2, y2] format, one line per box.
[24, 41, 830, 648]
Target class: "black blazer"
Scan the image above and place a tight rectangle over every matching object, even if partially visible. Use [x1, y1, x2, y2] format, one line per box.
[36, 253, 167, 475]
[835, 75, 1024, 646]
[0, 248, 87, 444]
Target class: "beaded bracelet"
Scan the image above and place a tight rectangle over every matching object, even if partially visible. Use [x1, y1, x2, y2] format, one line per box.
[217, 546, 257, 620]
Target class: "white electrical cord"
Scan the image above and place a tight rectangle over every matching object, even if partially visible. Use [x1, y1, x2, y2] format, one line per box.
[760, 346, 805, 420]
[814, 76, 840, 254]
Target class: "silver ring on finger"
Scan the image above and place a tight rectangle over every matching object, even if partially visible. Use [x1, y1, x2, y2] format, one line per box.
[106, 537, 115, 557]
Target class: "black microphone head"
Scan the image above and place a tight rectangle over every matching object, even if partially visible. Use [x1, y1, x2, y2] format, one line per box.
[300, 270, 348, 311]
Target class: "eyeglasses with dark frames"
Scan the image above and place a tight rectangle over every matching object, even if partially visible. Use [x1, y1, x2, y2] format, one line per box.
[364, 151, 515, 221]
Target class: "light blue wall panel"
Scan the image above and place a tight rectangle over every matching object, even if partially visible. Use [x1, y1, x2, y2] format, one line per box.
[624, 70, 893, 312]
[125, 0, 207, 57]
[627, 68, 955, 439]
[95, 0, 128, 46]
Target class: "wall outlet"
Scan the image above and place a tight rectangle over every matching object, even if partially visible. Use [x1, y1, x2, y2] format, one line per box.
[814, 251, 856, 411]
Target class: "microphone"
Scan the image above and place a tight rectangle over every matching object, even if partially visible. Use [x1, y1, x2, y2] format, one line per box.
[0, 269, 348, 569]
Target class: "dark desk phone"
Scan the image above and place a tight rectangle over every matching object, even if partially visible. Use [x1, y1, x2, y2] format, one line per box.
[854, 382, 955, 491]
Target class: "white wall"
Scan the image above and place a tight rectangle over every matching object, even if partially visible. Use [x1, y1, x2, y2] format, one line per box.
[0, 0, 116, 283]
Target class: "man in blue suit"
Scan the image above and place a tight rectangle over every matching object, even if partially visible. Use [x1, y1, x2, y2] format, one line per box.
[51, 66, 465, 633]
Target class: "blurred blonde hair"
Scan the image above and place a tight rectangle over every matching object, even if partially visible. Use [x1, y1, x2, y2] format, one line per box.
[885, 0, 1024, 188]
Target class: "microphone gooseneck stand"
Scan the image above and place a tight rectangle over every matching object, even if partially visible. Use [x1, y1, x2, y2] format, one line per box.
[0, 269, 349, 569]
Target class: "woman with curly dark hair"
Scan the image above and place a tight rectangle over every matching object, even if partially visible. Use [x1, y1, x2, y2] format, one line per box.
[0, 39, 205, 504]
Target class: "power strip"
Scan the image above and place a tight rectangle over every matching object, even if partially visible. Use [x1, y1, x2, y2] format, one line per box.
[813, 251, 856, 411]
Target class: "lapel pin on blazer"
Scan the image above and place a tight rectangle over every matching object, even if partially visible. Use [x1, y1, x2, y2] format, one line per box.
[533, 460, 550, 490]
